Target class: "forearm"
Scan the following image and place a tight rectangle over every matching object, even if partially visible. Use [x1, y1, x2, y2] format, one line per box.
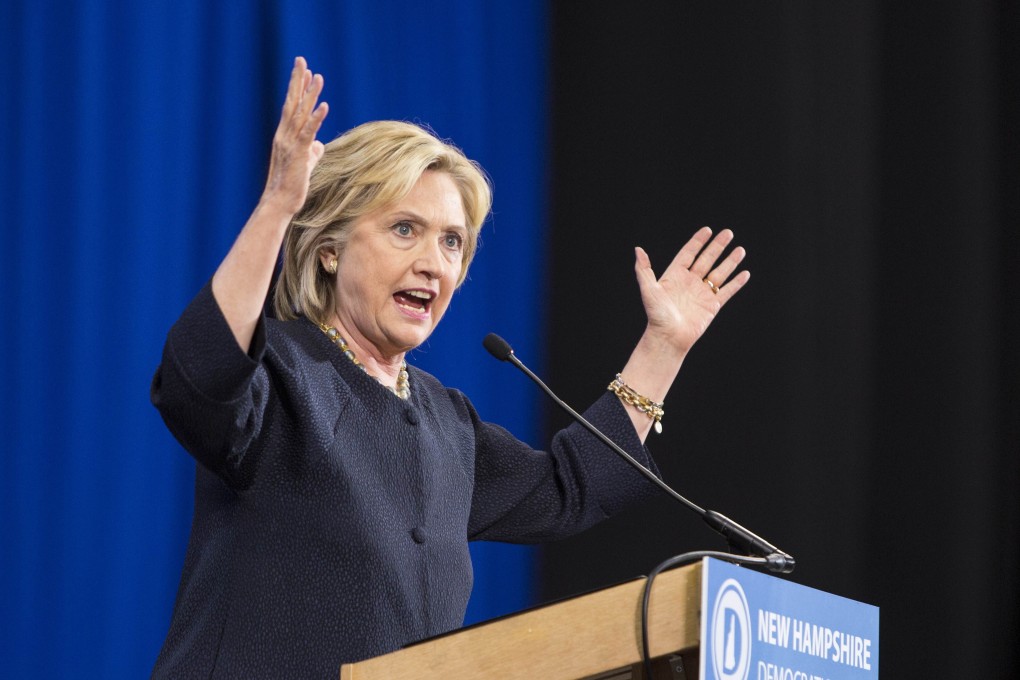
[211, 198, 294, 353]
[617, 328, 687, 443]
[211, 57, 328, 354]
[467, 391, 659, 542]
[619, 230, 749, 442]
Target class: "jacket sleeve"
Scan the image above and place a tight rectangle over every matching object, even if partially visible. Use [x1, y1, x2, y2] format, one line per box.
[150, 282, 271, 488]
[465, 390, 661, 543]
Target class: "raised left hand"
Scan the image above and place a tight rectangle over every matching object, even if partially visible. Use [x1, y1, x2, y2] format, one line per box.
[634, 227, 750, 355]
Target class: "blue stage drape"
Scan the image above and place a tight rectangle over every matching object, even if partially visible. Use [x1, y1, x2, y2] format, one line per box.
[0, 2, 548, 676]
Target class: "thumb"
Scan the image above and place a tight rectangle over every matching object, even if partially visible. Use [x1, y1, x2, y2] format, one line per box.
[634, 246, 658, 290]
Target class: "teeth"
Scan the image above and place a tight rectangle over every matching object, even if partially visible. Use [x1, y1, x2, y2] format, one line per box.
[405, 290, 433, 299]
[398, 302, 427, 313]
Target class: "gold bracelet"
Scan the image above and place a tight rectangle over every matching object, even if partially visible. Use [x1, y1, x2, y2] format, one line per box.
[608, 373, 664, 433]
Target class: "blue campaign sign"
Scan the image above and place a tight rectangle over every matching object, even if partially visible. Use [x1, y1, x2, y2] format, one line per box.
[700, 558, 879, 680]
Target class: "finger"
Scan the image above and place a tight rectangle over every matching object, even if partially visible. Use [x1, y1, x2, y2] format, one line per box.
[704, 245, 746, 288]
[311, 139, 326, 162]
[305, 73, 325, 112]
[301, 101, 329, 142]
[282, 57, 308, 120]
[300, 68, 314, 101]
[634, 246, 668, 314]
[280, 68, 312, 139]
[294, 73, 324, 131]
[293, 69, 313, 117]
[716, 269, 750, 305]
[662, 226, 712, 276]
[689, 228, 735, 277]
[634, 246, 658, 288]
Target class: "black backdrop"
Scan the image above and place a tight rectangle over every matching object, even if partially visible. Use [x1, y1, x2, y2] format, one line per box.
[538, 2, 1018, 677]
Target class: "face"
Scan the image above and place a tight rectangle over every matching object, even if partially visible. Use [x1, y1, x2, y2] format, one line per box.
[325, 171, 467, 359]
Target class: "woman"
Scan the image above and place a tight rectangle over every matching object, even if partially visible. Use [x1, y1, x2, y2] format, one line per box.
[151, 58, 748, 678]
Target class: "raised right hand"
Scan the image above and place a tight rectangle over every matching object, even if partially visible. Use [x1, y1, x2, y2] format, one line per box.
[261, 56, 329, 215]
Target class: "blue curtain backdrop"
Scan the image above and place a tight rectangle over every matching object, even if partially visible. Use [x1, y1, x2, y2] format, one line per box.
[0, 1, 548, 676]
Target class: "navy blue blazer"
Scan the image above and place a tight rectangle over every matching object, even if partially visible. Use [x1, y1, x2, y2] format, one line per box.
[150, 284, 658, 679]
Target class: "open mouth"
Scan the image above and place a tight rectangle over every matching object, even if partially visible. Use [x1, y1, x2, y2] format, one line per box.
[393, 289, 435, 315]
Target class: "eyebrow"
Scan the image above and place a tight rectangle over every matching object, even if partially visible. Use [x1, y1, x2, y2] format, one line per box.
[390, 210, 466, 233]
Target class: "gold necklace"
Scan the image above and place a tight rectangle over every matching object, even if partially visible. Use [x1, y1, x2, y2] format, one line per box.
[318, 324, 410, 400]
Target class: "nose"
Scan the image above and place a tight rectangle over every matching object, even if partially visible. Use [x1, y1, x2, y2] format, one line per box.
[413, 238, 448, 282]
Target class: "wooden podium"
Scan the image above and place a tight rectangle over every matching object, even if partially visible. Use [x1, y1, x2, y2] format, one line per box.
[339, 562, 703, 680]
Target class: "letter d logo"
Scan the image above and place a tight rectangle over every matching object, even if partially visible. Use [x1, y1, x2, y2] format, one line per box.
[711, 579, 751, 680]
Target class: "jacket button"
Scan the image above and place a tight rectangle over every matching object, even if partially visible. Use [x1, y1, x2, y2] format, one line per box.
[405, 408, 418, 425]
[411, 527, 426, 544]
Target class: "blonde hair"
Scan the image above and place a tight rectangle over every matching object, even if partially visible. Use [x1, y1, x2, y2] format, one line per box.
[273, 120, 492, 322]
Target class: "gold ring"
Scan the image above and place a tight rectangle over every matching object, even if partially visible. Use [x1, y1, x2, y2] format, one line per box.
[703, 278, 719, 294]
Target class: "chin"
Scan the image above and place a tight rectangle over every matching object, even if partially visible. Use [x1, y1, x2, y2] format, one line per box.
[388, 327, 434, 354]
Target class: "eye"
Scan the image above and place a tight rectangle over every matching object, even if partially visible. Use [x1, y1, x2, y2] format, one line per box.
[443, 232, 464, 251]
[393, 221, 414, 237]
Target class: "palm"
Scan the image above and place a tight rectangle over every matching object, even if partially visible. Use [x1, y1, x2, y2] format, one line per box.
[635, 228, 749, 353]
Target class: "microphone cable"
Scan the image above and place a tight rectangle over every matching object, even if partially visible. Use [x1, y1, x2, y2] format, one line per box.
[483, 333, 796, 676]
[639, 550, 770, 680]
[482, 332, 794, 571]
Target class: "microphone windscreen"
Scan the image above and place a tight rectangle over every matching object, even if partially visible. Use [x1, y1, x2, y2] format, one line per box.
[482, 333, 513, 361]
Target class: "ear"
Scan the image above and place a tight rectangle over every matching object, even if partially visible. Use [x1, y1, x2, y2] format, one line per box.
[318, 247, 339, 273]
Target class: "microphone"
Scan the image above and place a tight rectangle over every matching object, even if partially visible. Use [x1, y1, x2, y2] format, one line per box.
[483, 332, 795, 574]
